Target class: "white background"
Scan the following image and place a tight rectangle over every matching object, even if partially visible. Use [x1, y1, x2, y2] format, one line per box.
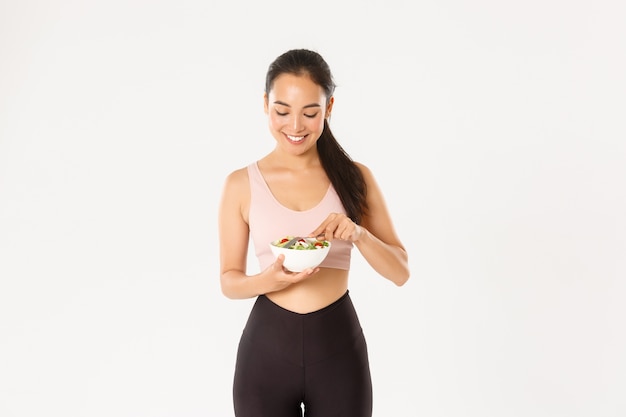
[1, 0, 625, 416]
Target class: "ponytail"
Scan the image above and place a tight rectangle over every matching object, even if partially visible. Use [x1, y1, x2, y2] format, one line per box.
[317, 120, 367, 224]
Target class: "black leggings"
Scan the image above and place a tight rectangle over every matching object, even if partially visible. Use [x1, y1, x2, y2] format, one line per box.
[233, 291, 373, 417]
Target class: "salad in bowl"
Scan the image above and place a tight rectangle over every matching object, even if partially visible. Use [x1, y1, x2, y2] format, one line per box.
[270, 235, 331, 272]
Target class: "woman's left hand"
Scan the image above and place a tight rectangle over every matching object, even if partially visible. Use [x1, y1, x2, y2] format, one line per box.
[309, 213, 362, 242]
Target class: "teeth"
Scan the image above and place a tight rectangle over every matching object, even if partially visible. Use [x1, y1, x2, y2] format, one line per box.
[287, 135, 305, 142]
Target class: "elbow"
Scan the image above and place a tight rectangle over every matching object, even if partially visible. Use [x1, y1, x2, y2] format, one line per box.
[220, 270, 258, 300]
[219, 275, 237, 299]
[220, 286, 235, 299]
[393, 270, 410, 287]
[378, 263, 409, 286]
[377, 252, 410, 286]
[394, 250, 410, 286]
[220, 283, 245, 300]
[393, 252, 410, 286]
[220, 283, 234, 299]
[392, 257, 410, 286]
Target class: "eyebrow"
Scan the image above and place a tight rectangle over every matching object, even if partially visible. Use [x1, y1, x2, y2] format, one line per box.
[273, 100, 321, 109]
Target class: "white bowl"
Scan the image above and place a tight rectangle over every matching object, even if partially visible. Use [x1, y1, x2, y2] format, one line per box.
[269, 237, 332, 272]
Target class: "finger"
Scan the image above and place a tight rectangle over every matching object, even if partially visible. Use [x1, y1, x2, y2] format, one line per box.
[325, 225, 337, 241]
[334, 222, 349, 239]
[309, 221, 331, 239]
[273, 254, 285, 269]
[309, 213, 341, 238]
[298, 267, 319, 277]
[343, 223, 357, 240]
[337, 220, 352, 239]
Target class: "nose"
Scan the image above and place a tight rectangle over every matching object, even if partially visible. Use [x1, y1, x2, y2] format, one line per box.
[292, 114, 304, 132]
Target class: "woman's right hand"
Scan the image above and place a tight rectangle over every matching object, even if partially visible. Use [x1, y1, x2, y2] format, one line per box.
[261, 254, 319, 293]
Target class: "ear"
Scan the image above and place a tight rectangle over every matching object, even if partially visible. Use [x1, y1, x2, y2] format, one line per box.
[263, 92, 269, 114]
[326, 96, 334, 119]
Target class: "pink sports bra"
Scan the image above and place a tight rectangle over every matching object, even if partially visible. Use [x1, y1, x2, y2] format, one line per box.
[247, 162, 352, 271]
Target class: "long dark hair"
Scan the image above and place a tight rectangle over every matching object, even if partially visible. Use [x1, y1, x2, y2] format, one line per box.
[265, 49, 368, 224]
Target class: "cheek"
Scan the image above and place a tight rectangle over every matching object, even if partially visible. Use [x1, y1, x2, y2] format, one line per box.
[309, 117, 325, 131]
[270, 111, 294, 126]
[268, 113, 282, 129]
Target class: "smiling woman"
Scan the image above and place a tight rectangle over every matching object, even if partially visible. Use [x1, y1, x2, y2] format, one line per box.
[265, 73, 331, 149]
[217, 48, 410, 417]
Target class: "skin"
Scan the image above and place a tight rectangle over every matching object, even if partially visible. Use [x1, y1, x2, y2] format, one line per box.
[219, 73, 409, 313]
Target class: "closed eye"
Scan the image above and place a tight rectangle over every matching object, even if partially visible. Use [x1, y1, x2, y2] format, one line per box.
[304, 113, 318, 118]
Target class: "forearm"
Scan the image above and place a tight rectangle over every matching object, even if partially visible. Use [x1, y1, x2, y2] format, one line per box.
[354, 227, 410, 286]
[220, 270, 265, 300]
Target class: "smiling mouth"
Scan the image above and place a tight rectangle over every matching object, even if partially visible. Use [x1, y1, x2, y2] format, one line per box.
[286, 134, 306, 143]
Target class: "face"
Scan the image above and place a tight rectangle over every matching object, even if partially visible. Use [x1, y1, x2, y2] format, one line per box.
[264, 73, 334, 154]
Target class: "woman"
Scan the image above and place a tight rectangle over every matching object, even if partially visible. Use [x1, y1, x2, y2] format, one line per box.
[218, 48, 409, 417]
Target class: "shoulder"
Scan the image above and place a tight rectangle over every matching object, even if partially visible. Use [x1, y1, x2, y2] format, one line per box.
[220, 166, 252, 221]
[353, 161, 375, 182]
[353, 161, 384, 201]
[221, 166, 250, 198]
[225, 166, 249, 184]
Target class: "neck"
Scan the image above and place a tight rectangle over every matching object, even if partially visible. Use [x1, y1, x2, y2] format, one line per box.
[266, 148, 321, 170]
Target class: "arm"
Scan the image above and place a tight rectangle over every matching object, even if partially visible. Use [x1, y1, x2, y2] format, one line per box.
[356, 163, 410, 286]
[218, 169, 319, 299]
[309, 163, 410, 286]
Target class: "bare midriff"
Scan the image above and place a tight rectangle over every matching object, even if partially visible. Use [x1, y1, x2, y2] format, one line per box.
[265, 268, 349, 314]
